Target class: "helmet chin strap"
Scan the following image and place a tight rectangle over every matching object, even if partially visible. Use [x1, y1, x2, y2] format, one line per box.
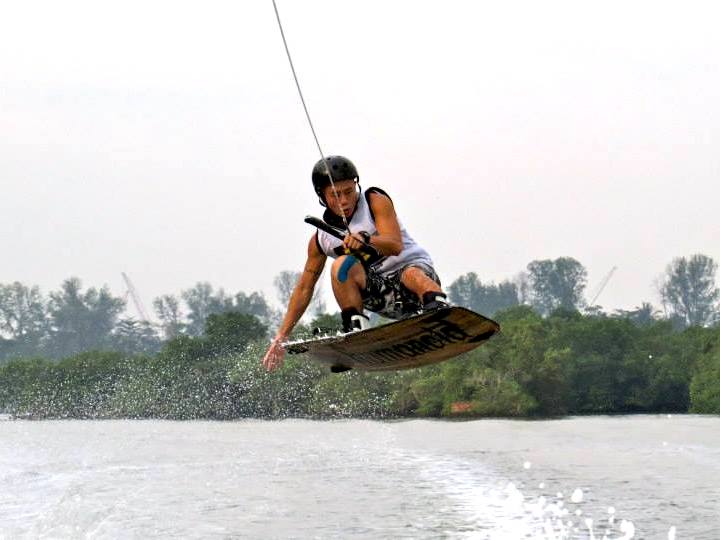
[272, 0, 351, 232]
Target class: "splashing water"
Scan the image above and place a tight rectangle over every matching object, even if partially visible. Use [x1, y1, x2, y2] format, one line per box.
[426, 460, 650, 540]
[422, 452, 679, 540]
[585, 518, 595, 540]
[619, 519, 636, 539]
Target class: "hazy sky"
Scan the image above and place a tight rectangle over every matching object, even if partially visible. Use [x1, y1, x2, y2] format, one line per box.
[2, 0, 719, 318]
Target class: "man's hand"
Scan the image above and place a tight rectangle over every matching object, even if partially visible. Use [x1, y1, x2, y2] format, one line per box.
[343, 231, 370, 252]
[262, 337, 286, 372]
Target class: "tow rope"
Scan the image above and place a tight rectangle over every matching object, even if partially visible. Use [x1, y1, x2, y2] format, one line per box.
[271, 0, 352, 232]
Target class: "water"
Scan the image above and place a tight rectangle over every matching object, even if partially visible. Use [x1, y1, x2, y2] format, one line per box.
[1, 415, 718, 539]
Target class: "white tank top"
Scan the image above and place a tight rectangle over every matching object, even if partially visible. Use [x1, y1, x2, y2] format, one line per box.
[315, 187, 434, 275]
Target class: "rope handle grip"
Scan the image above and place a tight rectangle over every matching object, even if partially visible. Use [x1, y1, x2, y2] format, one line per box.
[304, 215, 382, 264]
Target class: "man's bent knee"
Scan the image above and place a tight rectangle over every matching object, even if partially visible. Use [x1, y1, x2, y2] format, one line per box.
[332, 255, 366, 285]
[401, 265, 439, 287]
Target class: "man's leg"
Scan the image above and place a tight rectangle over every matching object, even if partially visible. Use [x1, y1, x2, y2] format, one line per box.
[400, 266, 448, 309]
[331, 255, 370, 331]
[331, 255, 366, 310]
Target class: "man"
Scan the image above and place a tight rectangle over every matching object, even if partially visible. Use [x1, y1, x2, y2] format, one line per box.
[262, 155, 447, 371]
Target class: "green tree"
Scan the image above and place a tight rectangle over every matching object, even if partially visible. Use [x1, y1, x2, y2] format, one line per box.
[204, 312, 267, 355]
[46, 278, 125, 358]
[0, 282, 47, 339]
[447, 272, 519, 316]
[153, 294, 185, 339]
[176, 283, 274, 337]
[273, 270, 298, 308]
[181, 282, 234, 336]
[547, 313, 650, 413]
[308, 371, 402, 418]
[307, 312, 342, 335]
[52, 351, 128, 418]
[614, 302, 660, 327]
[409, 372, 445, 416]
[490, 308, 562, 415]
[527, 257, 588, 316]
[690, 348, 720, 413]
[0, 282, 49, 361]
[0, 357, 57, 415]
[462, 367, 537, 417]
[660, 254, 719, 327]
[111, 319, 162, 355]
[234, 291, 272, 321]
[274, 270, 326, 317]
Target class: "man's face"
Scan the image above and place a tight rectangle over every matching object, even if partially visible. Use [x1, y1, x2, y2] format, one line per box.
[323, 179, 358, 218]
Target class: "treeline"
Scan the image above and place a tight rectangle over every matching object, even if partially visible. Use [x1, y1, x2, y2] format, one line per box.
[1, 252, 719, 419]
[2, 253, 718, 364]
[0, 279, 277, 362]
[1, 306, 720, 419]
[447, 253, 720, 327]
[0, 270, 329, 363]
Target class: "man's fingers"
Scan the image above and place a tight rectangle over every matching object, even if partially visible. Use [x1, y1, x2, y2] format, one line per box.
[343, 234, 363, 251]
[264, 354, 277, 371]
[262, 340, 285, 372]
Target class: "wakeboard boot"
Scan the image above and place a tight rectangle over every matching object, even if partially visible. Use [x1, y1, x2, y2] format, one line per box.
[421, 291, 450, 311]
[341, 307, 370, 333]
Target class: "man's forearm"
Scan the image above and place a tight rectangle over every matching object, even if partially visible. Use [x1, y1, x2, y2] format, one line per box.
[276, 286, 314, 339]
[368, 233, 402, 257]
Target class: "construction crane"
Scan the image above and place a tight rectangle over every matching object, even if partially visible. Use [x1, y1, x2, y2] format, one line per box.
[589, 266, 618, 306]
[121, 272, 150, 322]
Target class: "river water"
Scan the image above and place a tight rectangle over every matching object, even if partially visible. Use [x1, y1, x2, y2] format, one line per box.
[1, 415, 718, 539]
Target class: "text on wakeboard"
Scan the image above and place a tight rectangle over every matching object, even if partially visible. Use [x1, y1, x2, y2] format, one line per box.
[358, 319, 473, 364]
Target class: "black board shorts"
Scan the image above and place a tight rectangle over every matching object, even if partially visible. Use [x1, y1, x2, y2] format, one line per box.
[361, 262, 441, 320]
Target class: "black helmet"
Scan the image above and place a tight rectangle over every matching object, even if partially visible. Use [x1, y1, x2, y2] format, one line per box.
[311, 155, 359, 202]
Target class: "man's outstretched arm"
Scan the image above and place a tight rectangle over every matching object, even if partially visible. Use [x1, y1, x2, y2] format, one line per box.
[262, 235, 326, 371]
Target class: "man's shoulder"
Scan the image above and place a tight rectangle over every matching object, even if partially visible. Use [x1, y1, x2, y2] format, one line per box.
[366, 186, 391, 199]
[365, 186, 393, 206]
[365, 187, 396, 222]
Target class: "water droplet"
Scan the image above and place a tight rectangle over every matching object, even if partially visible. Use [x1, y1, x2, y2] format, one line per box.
[523, 460, 532, 469]
[608, 506, 616, 514]
[575, 509, 583, 516]
[620, 519, 636, 538]
[539, 482, 545, 489]
[557, 492, 564, 499]
[571, 488, 584, 503]
[668, 525, 677, 540]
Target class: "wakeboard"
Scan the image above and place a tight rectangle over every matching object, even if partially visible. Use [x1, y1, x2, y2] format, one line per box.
[283, 306, 500, 372]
